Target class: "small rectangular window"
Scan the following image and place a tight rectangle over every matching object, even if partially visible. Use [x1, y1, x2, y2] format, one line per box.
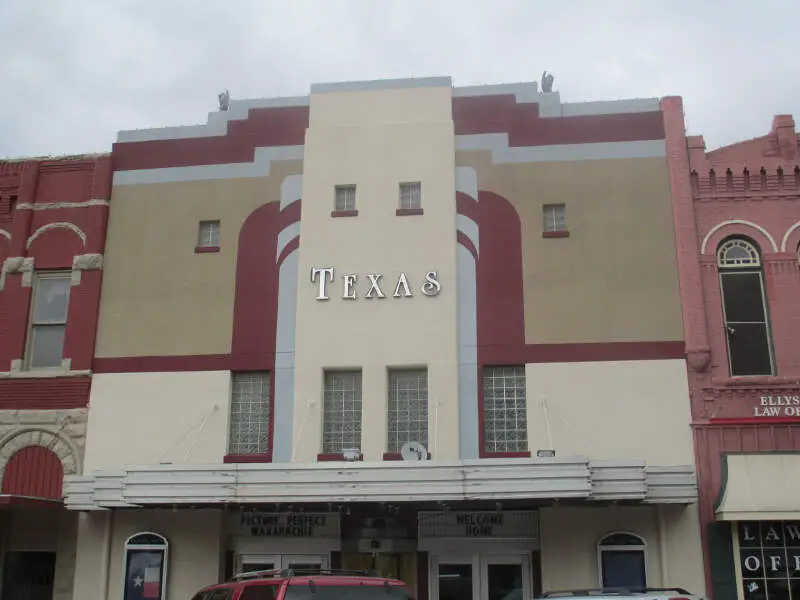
[322, 370, 362, 454]
[483, 366, 528, 453]
[543, 204, 566, 233]
[334, 185, 356, 212]
[198, 220, 221, 248]
[387, 368, 428, 453]
[399, 182, 422, 210]
[27, 273, 71, 369]
[229, 372, 271, 454]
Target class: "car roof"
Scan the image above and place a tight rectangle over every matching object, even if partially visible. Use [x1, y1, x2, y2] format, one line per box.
[199, 572, 407, 593]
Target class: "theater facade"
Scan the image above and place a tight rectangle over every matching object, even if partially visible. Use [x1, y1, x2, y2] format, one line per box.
[65, 78, 706, 600]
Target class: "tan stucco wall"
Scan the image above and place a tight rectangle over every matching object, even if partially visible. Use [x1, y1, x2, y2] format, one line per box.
[539, 504, 706, 595]
[72, 509, 223, 600]
[95, 161, 302, 358]
[292, 85, 459, 461]
[457, 152, 684, 344]
[83, 371, 231, 471]
[525, 359, 694, 465]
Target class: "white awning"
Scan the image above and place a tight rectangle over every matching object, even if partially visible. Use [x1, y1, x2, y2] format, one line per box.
[63, 457, 697, 511]
[716, 453, 800, 521]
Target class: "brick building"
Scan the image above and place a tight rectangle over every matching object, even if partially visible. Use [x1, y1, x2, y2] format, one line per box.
[0, 155, 112, 599]
[663, 99, 800, 600]
[63, 78, 705, 600]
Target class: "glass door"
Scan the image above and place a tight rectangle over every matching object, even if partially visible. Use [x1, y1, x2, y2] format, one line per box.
[431, 554, 532, 600]
[481, 555, 531, 600]
[431, 556, 479, 600]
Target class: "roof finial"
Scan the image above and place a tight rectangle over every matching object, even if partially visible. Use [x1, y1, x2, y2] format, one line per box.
[218, 89, 231, 112]
[541, 71, 555, 93]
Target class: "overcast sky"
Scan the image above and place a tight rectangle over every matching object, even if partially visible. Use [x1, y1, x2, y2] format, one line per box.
[1, 0, 798, 158]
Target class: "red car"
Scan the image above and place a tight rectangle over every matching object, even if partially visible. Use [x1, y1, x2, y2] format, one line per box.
[190, 568, 414, 600]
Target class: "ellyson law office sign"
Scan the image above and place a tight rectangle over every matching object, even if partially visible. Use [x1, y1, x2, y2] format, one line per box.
[310, 267, 441, 300]
[753, 395, 800, 418]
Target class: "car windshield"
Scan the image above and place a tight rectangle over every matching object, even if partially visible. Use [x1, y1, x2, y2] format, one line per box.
[284, 584, 413, 600]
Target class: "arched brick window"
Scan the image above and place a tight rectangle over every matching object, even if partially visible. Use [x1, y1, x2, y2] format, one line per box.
[1, 446, 64, 500]
[716, 237, 775, 376]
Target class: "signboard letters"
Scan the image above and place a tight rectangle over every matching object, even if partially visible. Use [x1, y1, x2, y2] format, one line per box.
[418, 510, 539, 541]
[310, 267, 441, 300]
[234, 512, 340, 539]
[753, 395, 800, 418]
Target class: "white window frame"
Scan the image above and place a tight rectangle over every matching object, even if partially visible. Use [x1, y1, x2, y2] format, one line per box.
[716, 238, 775, 377]
[387, 367, 429, 453]
[597, 532, 648, 589]
[228, 372, 271, 455]
[197, 220, 221, 248]
[399, 182, 422, 210]
[321, 369, 363, 455]
[482, 365, 528, 454]
[542, 204, 566, 233]
[334, 185, 357, 212]
[25, 271, 71, 371]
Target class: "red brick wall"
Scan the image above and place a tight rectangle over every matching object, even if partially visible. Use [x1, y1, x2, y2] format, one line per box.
[664, 98, 800, 597]
[0, 156, 112, 408]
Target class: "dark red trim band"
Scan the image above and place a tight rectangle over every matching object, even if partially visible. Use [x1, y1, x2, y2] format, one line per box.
[277, 200, 301, 229]
[396, 208, 424, 216]
[382, 452, 433, 461]
[480, 341, 685, 365]
[317, 453, 363, 462]
[223, 453, 272, 464]
[480, 451, 532, 459]
[457, 231, 478, 261]
[542, 231, 570, 238]
[452, 95, 665, 145]
[331, 210, 358, 218]
[277, 237, 300, 267]
[194, 246, 220, 253]
[456, 191, 479, 221]
[708, 417, 800, 426]
[93, 354, 232, 373]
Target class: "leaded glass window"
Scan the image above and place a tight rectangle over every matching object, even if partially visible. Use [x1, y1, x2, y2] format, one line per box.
[483, 366, 528, 453]
[228, 372, 270, 454]
[322, 370, 362, 454]
[387, 368, 428, 453]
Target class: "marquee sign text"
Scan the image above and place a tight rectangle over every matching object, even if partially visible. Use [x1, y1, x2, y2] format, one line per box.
[418, 510, 539, 540]
[236, 512, 339, 539]
[310, 267, 441, 300]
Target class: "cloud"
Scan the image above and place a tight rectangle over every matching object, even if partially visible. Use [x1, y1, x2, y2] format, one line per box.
[1, 0, 798, 157]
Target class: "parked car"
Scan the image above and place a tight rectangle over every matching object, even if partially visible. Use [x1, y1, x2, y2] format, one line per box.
[190, 568, 414, 600]
[536, 587, 705, 600]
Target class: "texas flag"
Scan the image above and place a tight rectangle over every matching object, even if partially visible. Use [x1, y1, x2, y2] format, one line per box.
[125, 551, 164, 600]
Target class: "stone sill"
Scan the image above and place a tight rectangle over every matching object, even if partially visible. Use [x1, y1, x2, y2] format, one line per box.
[0, 370, 92, 379]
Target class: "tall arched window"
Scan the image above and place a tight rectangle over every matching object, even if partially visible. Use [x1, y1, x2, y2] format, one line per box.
[598, 532, 647, 590]
[717, 238, 774, 376]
